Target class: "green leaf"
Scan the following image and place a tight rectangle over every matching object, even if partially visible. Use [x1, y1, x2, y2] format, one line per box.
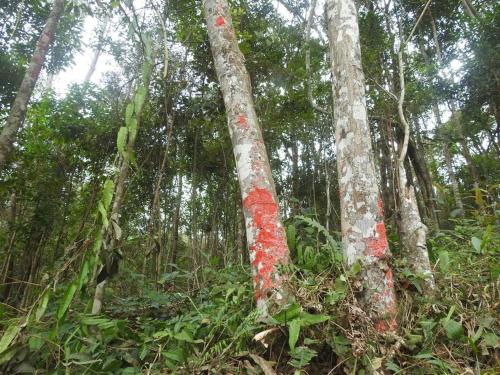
[481, 333, 498, 348]
[471, 237, 482, 252]
[28, 336, 44, 351]
[153, 330, 172, 339]
[162, 347, 186, 363]
[288, 346, 317, 369]
[0, 324, 21, 354]
[125, 103, 134, 127]
[102, 179, 115, 210]
[438, 250, 450, 272]
[117, 126, 128, 156]
[299, 312, 329, 326]
[0, 345, 19, 365]
[35, 290, 51, 321]
[174, 330, 202, 343]
[441, 319, 464, 340]
[57, 283, 77, 321]
[134, 86, 147, 113]
[288, 319, 301, 350]
[98, 202, 109, 228]
[350, 261, 361, 275]
[272, 303, 301, 324]
[127, 118, 138, 142]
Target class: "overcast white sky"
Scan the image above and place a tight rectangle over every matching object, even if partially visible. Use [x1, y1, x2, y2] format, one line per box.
[51, 0, 296, 94]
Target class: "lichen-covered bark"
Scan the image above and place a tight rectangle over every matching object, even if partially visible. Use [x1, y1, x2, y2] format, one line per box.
[203, 0, 290, 316]
[0, 0, 65, 170]
[396, 51, 435, 291]
[398, 165, 435, 290]
[327, 0, 397, 332]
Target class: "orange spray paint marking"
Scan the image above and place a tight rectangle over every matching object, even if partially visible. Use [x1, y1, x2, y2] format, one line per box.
[375, 318, 398, 333]
[215, 16, 225, 26]
[377, 196, 384, 216]
[365, 221, 389, 257]
[385, 269, 394, 289]
[237, 115, 249, 129]
[243, 187, 288, 299]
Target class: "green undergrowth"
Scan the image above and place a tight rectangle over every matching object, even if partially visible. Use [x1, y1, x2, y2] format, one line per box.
[0, 215, 498, 374]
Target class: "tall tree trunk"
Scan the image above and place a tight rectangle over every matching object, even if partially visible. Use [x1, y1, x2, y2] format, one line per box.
[0, 0, 65, 170]
[449, 102, 483, 206]
[396, 50, 435, 290]
[204, 0, 290, 316]
[327, 0, 397, 332]
[84, 17, 109, 83]
[170, 174, 183, 270]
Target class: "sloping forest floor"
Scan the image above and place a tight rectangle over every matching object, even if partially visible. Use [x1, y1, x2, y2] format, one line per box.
[1, 215, 499, 374]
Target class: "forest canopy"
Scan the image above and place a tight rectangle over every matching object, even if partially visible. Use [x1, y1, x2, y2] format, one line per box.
[0, 0, 498, 374]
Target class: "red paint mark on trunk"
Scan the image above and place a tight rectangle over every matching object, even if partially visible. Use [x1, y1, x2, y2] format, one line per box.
[375, 318, 397, 333]
[365, 222, 388, 257]
[377, 196, 384, 216]
[385, 269, 394, 289]
[243, 187, 288, 300]
[237, 115, 249, 129]
[215, 16, 225, 26]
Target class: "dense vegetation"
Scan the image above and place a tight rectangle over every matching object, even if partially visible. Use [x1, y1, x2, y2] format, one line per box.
[0, 0, 498, 374]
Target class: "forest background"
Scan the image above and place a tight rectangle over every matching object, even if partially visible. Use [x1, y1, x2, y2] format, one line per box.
[0, 0, 498, 374]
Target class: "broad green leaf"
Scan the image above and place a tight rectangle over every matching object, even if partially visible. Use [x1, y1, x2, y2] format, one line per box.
[438, 250, 450, 272]
[350, 261, 361, 275]
[78, 260, 90, 290]
[288, 319, 301, 350]
[174, 330, 202, 343]
[35, 290, 51, 321]
[117, 126, 128, 156]
[28, 336, 43, 351]
[272, 303, 301, 324]
[134, 86, 147, 113]
[0, 324, 21, 354]
[102, 179, 115, 210]
[98, 202, 109, 228]
[0, 345, 18, 365]
[481, 332, 499, 348]
[299, 312, 329, 326]
[471, 237, 482, 252]
[125, 103, 134, 127]
[153, 330, 172, 339]
[57, 283, 77, 321]
[441, 319, 464, 340]
[162, 347, 185, 363]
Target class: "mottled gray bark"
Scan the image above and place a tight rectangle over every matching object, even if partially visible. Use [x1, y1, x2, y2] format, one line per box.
[0, 0, 65, 170]
[327, 0, 397, 332]
[396, 51, 435, 291]
[204, 0, 290, 316]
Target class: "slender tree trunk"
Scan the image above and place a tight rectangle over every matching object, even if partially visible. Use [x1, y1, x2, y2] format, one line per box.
[327, 0, 397, 332]
[461, 0, 478, 19]
[84, 17, 109, 83]
[170, 173, 183, 269]
[190, 131, 199, 272]
[204, 0, 290, 316]
[1, 193, 17, 302]
[396, 50, 435, 290]
[0, 0, 65, 170]
[449, 103, 483, 206]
